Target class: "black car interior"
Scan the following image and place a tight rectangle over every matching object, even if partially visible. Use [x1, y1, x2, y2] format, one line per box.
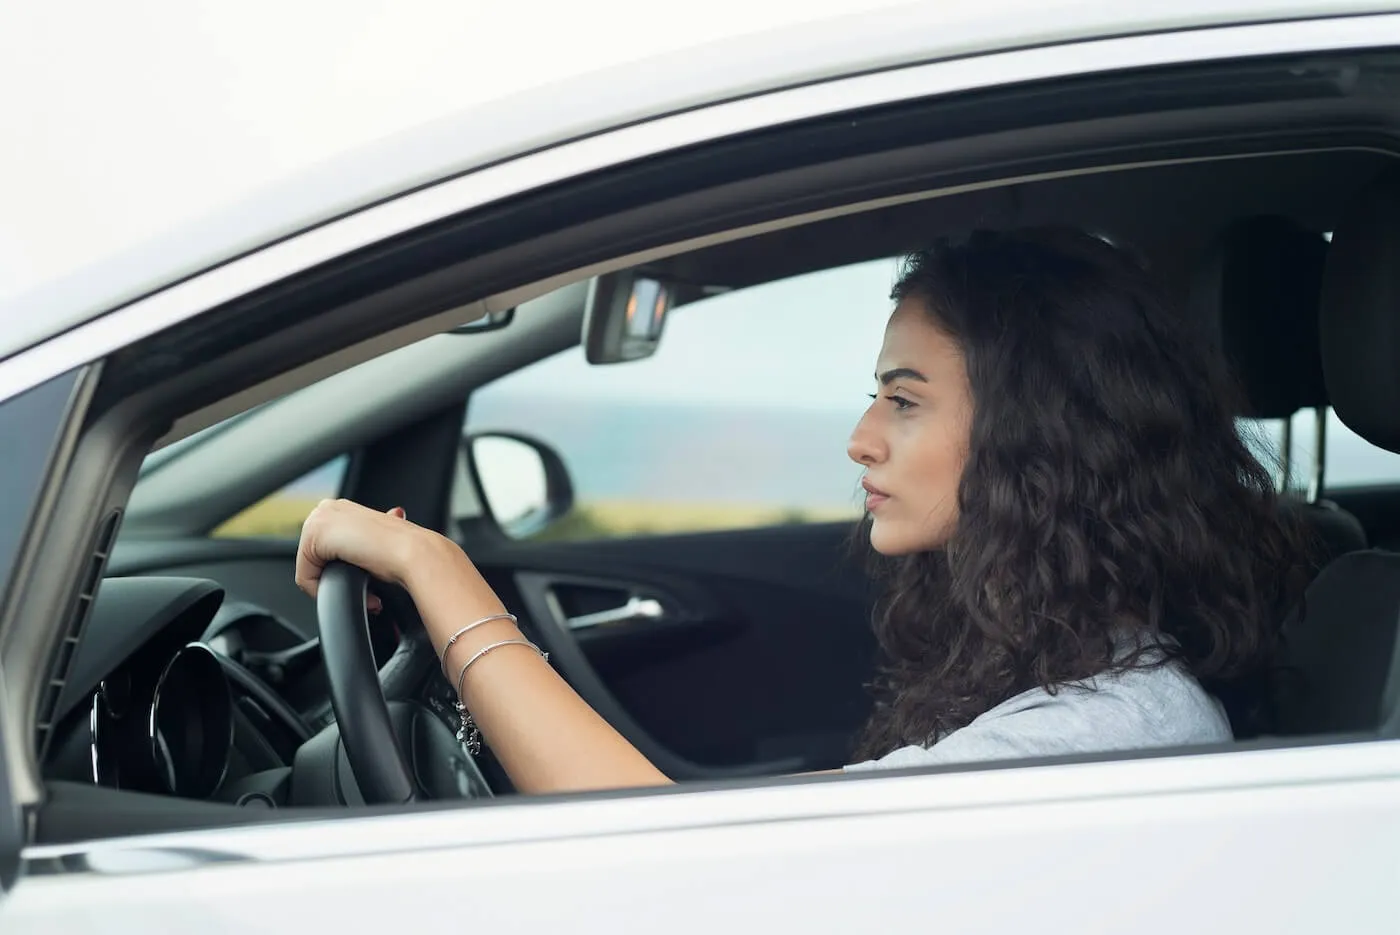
[22, 50, 1400, 845]
[1274, 167, 1400, 739]
[1192, 213, 1368, 567]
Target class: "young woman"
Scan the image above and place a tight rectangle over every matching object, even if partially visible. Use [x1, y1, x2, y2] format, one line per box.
[294, 228, 1313, 793]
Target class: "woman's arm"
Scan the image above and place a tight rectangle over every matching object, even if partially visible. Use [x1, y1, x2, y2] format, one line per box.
[407, 531, 672, 794]
[295, 499, 672, 795]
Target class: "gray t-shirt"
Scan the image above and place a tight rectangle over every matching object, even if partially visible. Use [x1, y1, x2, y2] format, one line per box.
[845, 655, 1232, 772]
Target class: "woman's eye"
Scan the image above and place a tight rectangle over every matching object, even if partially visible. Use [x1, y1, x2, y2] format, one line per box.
[869, 393, 914, 411]
[889, 395, 913, 411]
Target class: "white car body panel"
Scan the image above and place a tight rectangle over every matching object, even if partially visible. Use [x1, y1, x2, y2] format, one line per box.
[9, 741, 1400, 932]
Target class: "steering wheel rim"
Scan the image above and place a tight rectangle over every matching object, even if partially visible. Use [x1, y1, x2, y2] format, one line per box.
[316, 561, 418, 804]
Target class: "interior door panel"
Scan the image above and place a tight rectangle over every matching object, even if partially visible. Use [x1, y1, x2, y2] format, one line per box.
[473, 520, 878, 775]
[512, 569, 806, 780]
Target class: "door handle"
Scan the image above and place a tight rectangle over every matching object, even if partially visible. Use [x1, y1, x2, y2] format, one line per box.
[565, 595, 665, 631]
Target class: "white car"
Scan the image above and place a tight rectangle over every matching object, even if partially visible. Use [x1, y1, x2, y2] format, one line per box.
[3, 2, 1400, 931]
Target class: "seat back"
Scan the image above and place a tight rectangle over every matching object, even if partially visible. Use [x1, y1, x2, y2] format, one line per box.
[1193, 214, 1367, 569]
[1276, 551, 1400, 736]
[1275, 168, 1400, 737]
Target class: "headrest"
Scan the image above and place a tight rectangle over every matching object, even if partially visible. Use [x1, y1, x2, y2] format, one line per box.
[1321, 167, 1400, 454]
[1194, 216, 1329, 419]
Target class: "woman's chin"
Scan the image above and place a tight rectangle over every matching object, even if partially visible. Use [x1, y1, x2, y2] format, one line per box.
[867, 523, 911, 557]
[868, 518, 950, 557]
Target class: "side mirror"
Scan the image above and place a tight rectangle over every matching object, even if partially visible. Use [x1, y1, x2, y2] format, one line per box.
[582, 272, 674, 364]
[465, 432, 574, 539]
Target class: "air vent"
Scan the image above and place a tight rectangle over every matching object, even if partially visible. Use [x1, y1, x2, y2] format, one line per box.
[34, 508, 122, 758]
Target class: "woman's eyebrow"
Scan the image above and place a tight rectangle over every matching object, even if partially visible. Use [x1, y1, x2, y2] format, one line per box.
[876, 367, 929, 385]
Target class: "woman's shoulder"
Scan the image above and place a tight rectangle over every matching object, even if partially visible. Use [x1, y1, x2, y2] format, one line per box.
[845, 658, 1232, 773]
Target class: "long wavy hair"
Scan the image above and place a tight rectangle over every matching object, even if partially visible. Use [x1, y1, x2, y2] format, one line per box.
[854, 227, 1315, 760]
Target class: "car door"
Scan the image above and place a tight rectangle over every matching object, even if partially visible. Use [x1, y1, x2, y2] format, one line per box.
[454, 259, 898, 777]
[6, 11, 1400, 934]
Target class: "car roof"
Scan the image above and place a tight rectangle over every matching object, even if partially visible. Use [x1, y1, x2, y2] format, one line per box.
[0, 0, 1385, 364]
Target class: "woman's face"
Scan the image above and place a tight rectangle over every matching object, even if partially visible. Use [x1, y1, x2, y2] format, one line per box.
[847, 297, 973, 555]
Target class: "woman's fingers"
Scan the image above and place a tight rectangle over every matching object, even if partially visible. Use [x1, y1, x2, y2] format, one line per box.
[294, 499, 422, 599]
[294, 498, 344, 598]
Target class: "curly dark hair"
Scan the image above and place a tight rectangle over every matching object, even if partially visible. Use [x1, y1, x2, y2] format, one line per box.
[853, 227, 1316, 760]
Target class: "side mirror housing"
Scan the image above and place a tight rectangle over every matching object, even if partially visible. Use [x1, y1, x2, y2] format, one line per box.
[464, 432, 574, 538]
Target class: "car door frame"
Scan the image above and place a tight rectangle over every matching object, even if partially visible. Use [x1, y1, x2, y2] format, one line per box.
[0, 367, 106, 897]
[0, 661, 21, 899]
[2, 13, 1400, 914]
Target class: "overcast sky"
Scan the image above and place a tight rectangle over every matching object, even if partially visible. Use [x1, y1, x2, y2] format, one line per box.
[0, 0, 925, 301]
[485, 258, 899, 411]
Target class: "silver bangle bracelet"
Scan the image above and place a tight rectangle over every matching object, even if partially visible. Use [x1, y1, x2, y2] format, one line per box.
[439, 613, 517, 680]
[453, 638, 545, 699]
[451, 638, 549, 756]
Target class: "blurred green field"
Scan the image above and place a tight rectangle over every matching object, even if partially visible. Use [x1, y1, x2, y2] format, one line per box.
[213, 495, 858, 541]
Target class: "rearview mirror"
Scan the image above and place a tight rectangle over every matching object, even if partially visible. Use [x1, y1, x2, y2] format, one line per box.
[465, 432, 574, 538]
[582, 272, 673, 364]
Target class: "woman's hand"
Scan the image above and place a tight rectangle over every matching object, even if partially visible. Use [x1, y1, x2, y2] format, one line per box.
[294, 499, 425, 600]
[294, 500, 670, 794]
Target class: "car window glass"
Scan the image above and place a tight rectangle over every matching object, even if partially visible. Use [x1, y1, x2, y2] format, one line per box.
[210, 456, 349, 538]
[1317, 408, 1400, 488]
[463, 259, 901, 541]
[1241, 409, 1400, 492]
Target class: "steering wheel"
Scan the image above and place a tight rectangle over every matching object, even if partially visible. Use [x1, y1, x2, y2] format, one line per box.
[316, 561, 419, 804]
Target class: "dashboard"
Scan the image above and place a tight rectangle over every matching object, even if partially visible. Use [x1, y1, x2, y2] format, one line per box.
[42, 575, 490, 808]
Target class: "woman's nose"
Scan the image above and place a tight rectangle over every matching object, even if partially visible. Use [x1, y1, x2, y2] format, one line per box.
[847, 413, 885, 466]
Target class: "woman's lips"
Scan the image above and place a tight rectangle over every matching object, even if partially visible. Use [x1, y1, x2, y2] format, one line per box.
[861, 478, 890, 511]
